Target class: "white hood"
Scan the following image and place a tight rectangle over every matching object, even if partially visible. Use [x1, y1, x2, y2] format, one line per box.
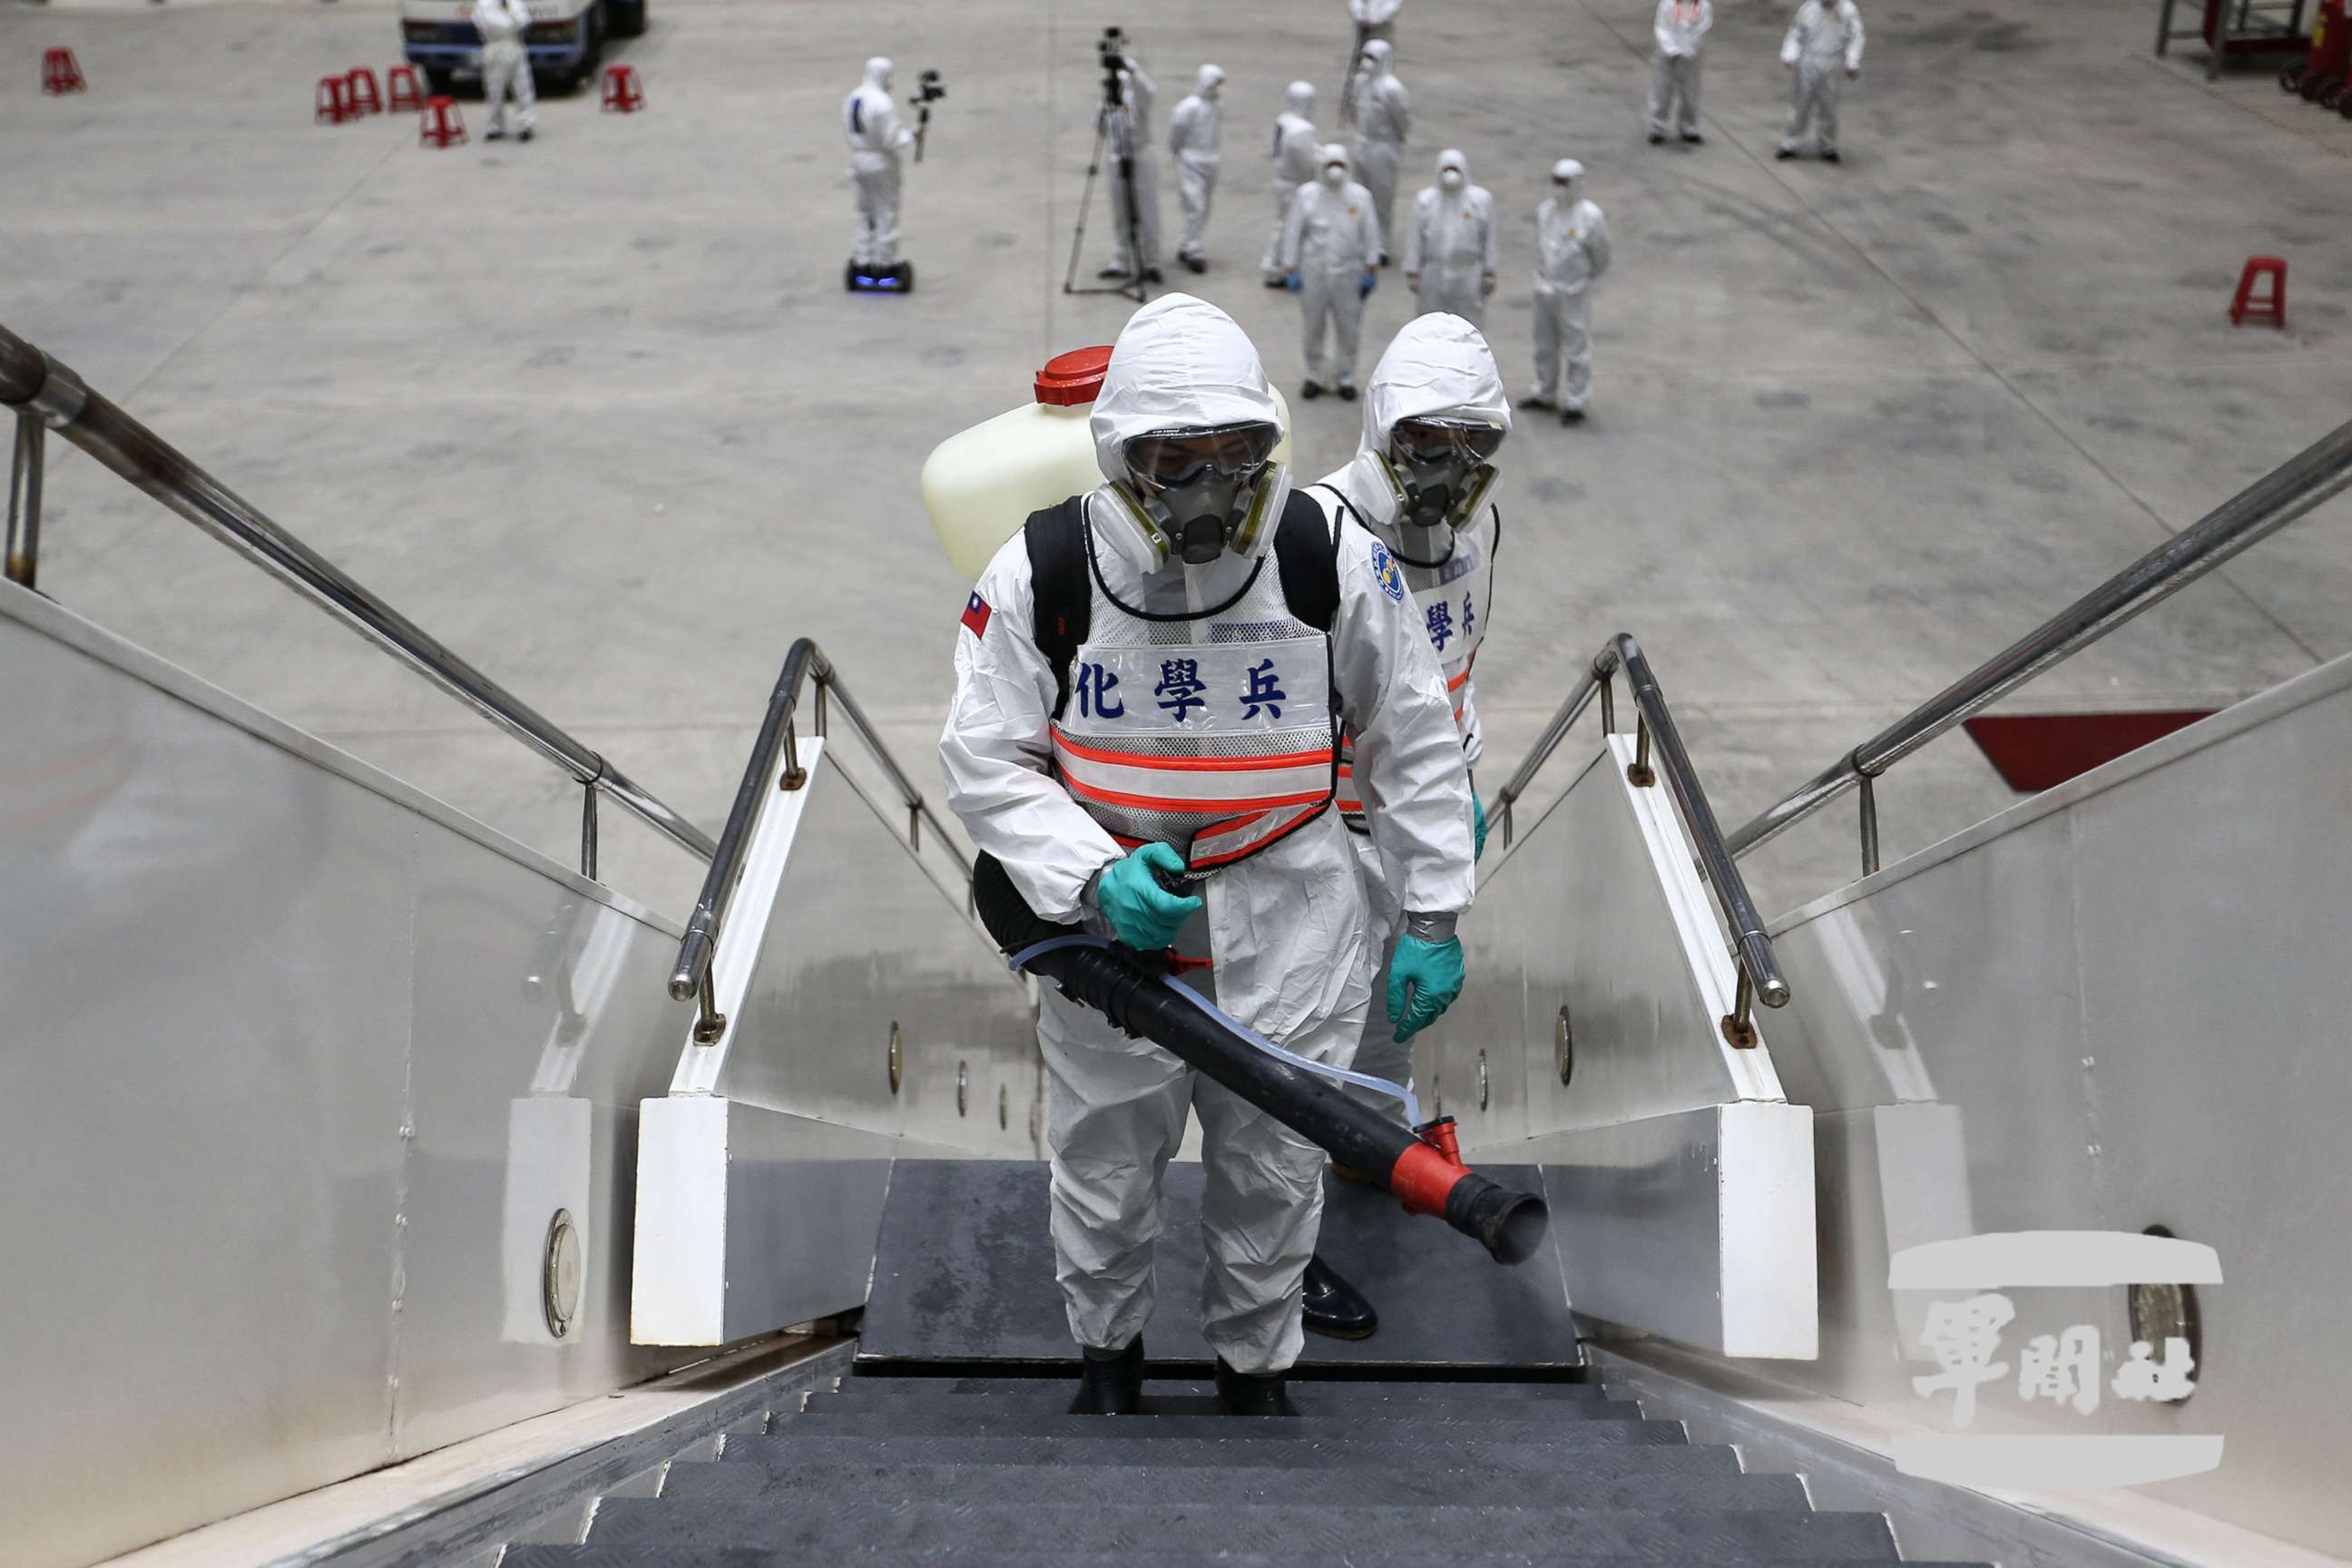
[1091, 294, 1281, 483]
[863, 57, 895, 92]
[1357, 312, 1512, 459]
[1284, 80, 1317, 116]
[1197, 64, 1225, 95]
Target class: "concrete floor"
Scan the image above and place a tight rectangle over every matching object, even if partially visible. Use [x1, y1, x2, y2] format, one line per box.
[5, 0, 2349, 922]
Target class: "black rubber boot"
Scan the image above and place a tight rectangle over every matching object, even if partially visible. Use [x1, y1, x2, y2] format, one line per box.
[1214, 1357, 1298, 1416]
[1068, 1338, 1145, 1415]
[1299, 1254, 1378, 1339]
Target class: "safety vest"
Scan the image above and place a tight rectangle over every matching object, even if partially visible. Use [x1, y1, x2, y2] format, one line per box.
[1034, 495, 1342, 875]
[1328, 494, 1496, 826]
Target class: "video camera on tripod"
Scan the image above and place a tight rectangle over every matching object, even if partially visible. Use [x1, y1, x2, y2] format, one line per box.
[1097, 26, 1128, 99]
[913, 67, 946, 162]
[1062, 26, 1152, 302]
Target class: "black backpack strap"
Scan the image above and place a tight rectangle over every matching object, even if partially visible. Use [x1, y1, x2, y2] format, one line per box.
[1023, 495, 1091, 721]
[1274, 487, 1343, 633]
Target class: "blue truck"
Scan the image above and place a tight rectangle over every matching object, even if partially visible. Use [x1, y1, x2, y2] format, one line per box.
[399, 0, 645, 95]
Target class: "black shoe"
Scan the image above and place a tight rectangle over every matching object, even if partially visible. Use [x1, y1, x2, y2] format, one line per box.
[1561, 407, 1587, 425]
[1263, 273, 1289, 289]
[1774, 147, 1797, 160]
[1182, 255, 1207, 274]
[1336, 384, 1357, 402]
[1300, 380, 1324, 400]
[1516, 393, 1556, 411]
[1098, 263, 1132, 280]
[1681, 132, 1703, 144]
[518, 127, 534, 142]
[1214, 1357, 1298, 1416]
[1069, 1338, 1145, 1415]
[1300, 1255, 1378, 1339]
[1820, 149, 1842, 162]
[1648, 132, 1664, 144]
[485, 127, 506, 141]
[1143, 267, 1165, 283]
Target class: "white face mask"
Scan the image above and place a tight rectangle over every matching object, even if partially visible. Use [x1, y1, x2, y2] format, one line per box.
[1439, 168, 1465, 190]
[1322, 165, 1348, 188]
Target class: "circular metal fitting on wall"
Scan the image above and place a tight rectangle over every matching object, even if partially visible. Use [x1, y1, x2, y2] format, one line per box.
[542, 1209, 582, 1339]
[956, 1061, 969, 1117]
[2126, 1224, 2202, 1403]
[1477, 1049, 1491, 1111]
[1555, 1004, 1575, 1086]
[887, 1022, 904, 1094]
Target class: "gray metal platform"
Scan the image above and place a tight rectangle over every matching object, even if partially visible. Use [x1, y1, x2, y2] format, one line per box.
[855, 1158, 1578, 1374]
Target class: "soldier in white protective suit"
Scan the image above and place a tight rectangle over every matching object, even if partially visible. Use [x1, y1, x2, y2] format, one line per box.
[1403, 149, 1498, 329]
[1168, 65, 1224, 275]
[1349, 40, 1410, 264]
[845, 58, 916, 270]
[940, 294, 1475, 1416]
[474, 0, 535, 142]
[1647, 0, 1712, 144]
[1523, 159, 1612, 424]
[1281, 144, 1382, 401]
[1100, 49, 1165, 283]
[1261, 82, 1323, 287]
[1296, 312, 1510, 1338]
[1777, 0, 1865, 162]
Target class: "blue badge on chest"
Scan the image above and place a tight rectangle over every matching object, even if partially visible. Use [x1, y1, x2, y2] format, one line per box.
[1368, 540, 1406, 603]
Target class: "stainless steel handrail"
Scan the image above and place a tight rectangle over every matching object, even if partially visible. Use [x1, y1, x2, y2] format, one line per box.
[667, 636, 966, 1044]
[1726, 419, 2352, 874]
[1489, 632, 1790, 1044]
[0, 323, 717, 873]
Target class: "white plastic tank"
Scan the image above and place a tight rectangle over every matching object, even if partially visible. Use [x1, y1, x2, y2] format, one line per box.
[921, 345, 1295, 581]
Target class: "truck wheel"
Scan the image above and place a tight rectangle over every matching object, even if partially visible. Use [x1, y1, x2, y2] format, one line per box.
[2279, 63, 2306, 92]
[2322, 76, 2350, 110]
[2298, 68, 2337, 101]
[608, 0, 646, 37]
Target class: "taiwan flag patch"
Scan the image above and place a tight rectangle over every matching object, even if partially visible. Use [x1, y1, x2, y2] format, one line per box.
[960, 591, 993, 638]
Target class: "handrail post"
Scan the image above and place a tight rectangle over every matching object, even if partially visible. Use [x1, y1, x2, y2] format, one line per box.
[1721, 968, 1758, 1049]
[580, 778, 601, 881]
[1857, 773, 1880, 877]
[691, 967, 726, 1045]
[6, 411, 41, 589]
[1626, 715, 1655, 788]
[1598, 669, 1617, 735]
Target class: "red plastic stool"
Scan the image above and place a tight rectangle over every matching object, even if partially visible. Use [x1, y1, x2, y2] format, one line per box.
[418, 94, 467, 148]
[43, 48, 88, 95]
[345, 67, 383, 116]
[315, 74, 354, 124]
[387, 64, 424, 113]
[2230, 257, 2287, 328]
[600, 63, 646, 113]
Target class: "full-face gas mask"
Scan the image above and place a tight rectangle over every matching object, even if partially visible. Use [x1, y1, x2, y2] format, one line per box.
[1114, 420, 1284, 565]
[1377, 416, 1505, 553]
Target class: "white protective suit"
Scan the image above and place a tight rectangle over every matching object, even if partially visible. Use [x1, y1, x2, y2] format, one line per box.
[1531, 162, 1612, 414]
[1350, 41, 1409, 262]
[940, 294, 1475, 1375]
[1168, 65, 1224, 268]
[1261, 83, 1323, 283]
[845, 58, 916, 267]
[1648, 0, 1712, 140]
[1104, 57, 1164, 278]
[1403, 150, 1498, 328]
[1308, 315, 1509, 1111]
[1282, 147, 1382, 392]
[474, 0, 535, 140]
[1348, 0, 1404, 38]
[1779, 0, 1865, 156]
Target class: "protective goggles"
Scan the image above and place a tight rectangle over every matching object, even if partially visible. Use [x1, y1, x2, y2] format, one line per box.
[1123, 422, 1282, 492]
[1390, 417, 1506, 468]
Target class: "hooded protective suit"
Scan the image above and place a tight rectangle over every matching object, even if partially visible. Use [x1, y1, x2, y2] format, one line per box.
[475, 0, 536, 140]
[1168, 65, 1224, 268]
[1648, 0, 1712, 141]
[1282, 146, 1382, 391]
[1350, 41, 1410, 261]
[845, 58, 916, 267]
[940, 295, 1475, 1375]
[1261, 83, 1323, 283]
[1103, 55, 1164, 278]
[1403, 150, 1497, 328]
[1306, 315, 1508, 1110]
[1779, 0, 1864, 156]
[1531, 161, 1612, 414]
[1349, 0, 1404, 35]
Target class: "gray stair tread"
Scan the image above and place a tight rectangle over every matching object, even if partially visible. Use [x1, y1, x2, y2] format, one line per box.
[514, 1553, 1969, 1568]
[769, 1411, 1667, 1441]
[720, 1432, 1724, 1471]
[802, 1390, 1642, 1420]
[662, 1457, 1808, 1511]
[858, 1160, 1579, 1371]
[587, 1499, 1898, 1558]
[825, 1378, 1606, 1407]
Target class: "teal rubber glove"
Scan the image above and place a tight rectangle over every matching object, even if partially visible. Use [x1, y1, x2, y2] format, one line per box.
[1285, 270, 1303, 292]
[1387, 933, 1466, 1044]
[1093, 842, 1202, 952]
[1474, 795, 1489, 862]
[1359, 269, 1377, 298]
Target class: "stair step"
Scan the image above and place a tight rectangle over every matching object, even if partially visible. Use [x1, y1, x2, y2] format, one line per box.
[516, 1551, 1970, 1568]
[720, 1431, 1723, 1471]
[844, 1375, 1606, 1402]
[770, 1410, 1661, 1441]
[803, 1389, 1642, 1420]
[584, 1498, 1902, 1559]
[663, 1456, 1808, 1512]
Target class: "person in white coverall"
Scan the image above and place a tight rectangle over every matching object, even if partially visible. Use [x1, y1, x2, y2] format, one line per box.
[1523, 160, 1612, 424]
[1778, 0, 1865, 161]
[1168, 65, 1224, 274]
[1350, 40, 1409, 264]
[1296, 312, 1509, 1338]
[474, 0, 535, 142]
[1349, 0, 1403, 46]
[1261, 82, 1323, 286]
[940, 293, 1475, 1416]
[1648, 0, 1712, 144]
[1101, 50, 1164, 282]
[1404, 150, 1497, 329]
[845, 58, 916, 269]
[1282, 145, 1382, 401]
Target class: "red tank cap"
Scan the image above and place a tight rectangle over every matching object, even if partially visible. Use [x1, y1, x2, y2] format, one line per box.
[1035, 345, 1115, 407]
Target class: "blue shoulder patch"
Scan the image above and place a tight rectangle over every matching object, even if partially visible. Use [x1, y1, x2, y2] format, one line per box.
[1368, 540, 1406, 603]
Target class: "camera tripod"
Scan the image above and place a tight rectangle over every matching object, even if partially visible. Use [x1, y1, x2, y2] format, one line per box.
[1061, 92, 1150, 302]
